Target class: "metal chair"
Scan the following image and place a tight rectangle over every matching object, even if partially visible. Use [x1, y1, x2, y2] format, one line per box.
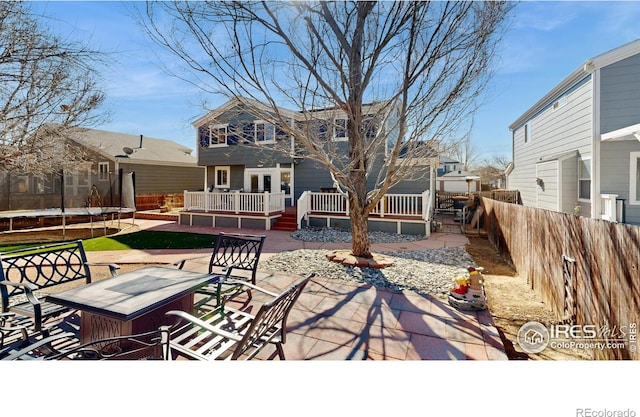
[175, 232, 266, 309]
[1, 327, 170, 360]
[165, 273, 314, 360]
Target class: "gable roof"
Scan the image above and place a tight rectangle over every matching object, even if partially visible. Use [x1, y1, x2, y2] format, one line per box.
[509, 39, 640, 131]
[67, 127, 199, 167]
[193, 96, 396, 127]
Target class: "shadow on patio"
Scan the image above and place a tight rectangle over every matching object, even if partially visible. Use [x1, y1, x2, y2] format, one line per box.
[234, 270, 507, 360]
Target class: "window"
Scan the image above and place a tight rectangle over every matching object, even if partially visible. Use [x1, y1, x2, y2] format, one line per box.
[630, 152, 640, 205]
[210, 125, 228, 146]
[254, 121, 275, 143]
[200, 124, 228, 147]
[34, 176, 46, 194]
[578, 158, 591, 201]
[553, 95, 568, 110]
[214, 166, 230, 189]
[524, 123, 530, 144]
[98, 162, 109, 181]
[13, 176, 29, 193]
[333, 118, 348, 141]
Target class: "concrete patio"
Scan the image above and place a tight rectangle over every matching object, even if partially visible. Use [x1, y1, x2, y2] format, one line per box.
[82, 219, 507, 360]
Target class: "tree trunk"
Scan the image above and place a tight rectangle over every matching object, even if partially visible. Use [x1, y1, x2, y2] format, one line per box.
[348, 174, 372, 259]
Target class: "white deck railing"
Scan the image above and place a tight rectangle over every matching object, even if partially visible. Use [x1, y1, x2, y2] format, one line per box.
[183, 191, 285, 215]
[297, 190, 433, 228]
[600, 193, 619, 222]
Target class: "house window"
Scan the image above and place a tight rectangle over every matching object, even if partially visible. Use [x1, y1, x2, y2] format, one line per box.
[333, 118, 348, 141]
[98, 162, 109, 181]
[578, 158, 591, 201]
[214, 166, 230, 189]
[13, 176, 29, 193]
[629, 152, 640, 205]
[254, 121, 276, 143]
[210, 125, 228, 146]
[34, 176, 46, 194]
[524, 123, 530, 144]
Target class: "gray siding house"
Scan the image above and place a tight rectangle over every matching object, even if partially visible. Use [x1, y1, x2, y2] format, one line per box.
[184, 97, 436, 233]
[70, 128, 204, 196]
[1, 127, 203, 211]
[508, 39, 640, 224]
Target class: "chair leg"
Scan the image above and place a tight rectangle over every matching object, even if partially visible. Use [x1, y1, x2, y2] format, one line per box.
[275, 343, 286, 360]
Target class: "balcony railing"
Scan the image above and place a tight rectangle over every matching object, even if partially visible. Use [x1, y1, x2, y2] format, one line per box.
[297, 190, 432, 229]
[183, 191, 285, 215]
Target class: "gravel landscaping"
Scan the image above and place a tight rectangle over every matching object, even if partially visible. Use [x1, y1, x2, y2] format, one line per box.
[261, 227, 477, 295]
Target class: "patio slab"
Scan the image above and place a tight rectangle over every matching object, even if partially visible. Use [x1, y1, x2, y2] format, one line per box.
[81, 219, 508, 360]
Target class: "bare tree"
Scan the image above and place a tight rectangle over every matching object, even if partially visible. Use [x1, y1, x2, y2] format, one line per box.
[0, 2, 107, 177]
[474, 153, 511, 188]
[139, 1, 512, 258]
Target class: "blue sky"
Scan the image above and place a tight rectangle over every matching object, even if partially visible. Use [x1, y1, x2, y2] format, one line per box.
[29, 1, 640, 163]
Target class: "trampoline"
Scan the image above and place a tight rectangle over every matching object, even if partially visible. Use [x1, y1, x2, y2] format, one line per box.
[1, 170, 137, 239]
[0, 207, 137, 238]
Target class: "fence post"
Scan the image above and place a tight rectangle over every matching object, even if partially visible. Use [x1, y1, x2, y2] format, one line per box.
[234, 190, 240, 214]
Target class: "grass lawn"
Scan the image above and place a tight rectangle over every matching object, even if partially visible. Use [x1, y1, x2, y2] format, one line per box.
[0, 231, 218, 252]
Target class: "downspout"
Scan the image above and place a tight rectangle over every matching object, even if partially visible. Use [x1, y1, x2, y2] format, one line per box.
[591, 68, 601, 220]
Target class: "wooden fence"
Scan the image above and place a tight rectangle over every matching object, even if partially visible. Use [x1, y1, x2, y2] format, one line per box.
[482, 198, 639, 360]
[437, 190, 521, 211]
[135, 193, 184, 211]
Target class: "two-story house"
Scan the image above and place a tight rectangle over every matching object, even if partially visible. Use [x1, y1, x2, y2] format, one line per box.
[182, 96, 437, 234]
[507, 39, 640, 224]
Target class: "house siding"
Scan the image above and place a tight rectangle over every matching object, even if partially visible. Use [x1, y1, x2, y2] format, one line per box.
[535, 161, 558, 211]
[561, 154, 578, 213]
[599, 51, 640, 224]
[600, 140, 640, 224]
[600, 53, 640, 134]
[118, 163, 204, 194]
[509, 75, 593, 213]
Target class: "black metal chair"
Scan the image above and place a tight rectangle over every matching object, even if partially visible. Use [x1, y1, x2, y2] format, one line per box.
[165, 273, 314, 360]
[0, 240, 120, 335]
[1, 327, 170, 360]
[175, 232, 266, 309]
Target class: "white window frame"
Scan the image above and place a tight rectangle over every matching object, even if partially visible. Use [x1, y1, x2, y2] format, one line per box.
[333, 118, 348, 142]
[98, 162, 109, 181]
[578, 157, 591, 202]
[214, 166, 230, 189]
[254, 120, 276, 144]
[209, 124, 228, 147]
[629, 152, 640, 205]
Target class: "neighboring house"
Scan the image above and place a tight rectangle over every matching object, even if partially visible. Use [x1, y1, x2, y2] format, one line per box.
[0, 127, 203, 211]
[184, 96, 437, 233]
[437, 156, 463, 177]
[507, 39, 640, 224]
[437, 170, 481, 193]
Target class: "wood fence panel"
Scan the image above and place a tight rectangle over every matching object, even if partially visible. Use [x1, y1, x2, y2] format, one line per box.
[481, 197, 639, 360]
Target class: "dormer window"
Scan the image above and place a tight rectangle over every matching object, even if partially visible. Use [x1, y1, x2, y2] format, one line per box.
[333, 118, 348, 141]
[254, 120, 276, 143]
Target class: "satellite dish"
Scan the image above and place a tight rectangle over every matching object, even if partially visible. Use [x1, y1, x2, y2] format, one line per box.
[123, 147, 134, 155]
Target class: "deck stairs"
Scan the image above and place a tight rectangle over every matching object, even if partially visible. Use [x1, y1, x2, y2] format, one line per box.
[272, 207, 298, 232]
